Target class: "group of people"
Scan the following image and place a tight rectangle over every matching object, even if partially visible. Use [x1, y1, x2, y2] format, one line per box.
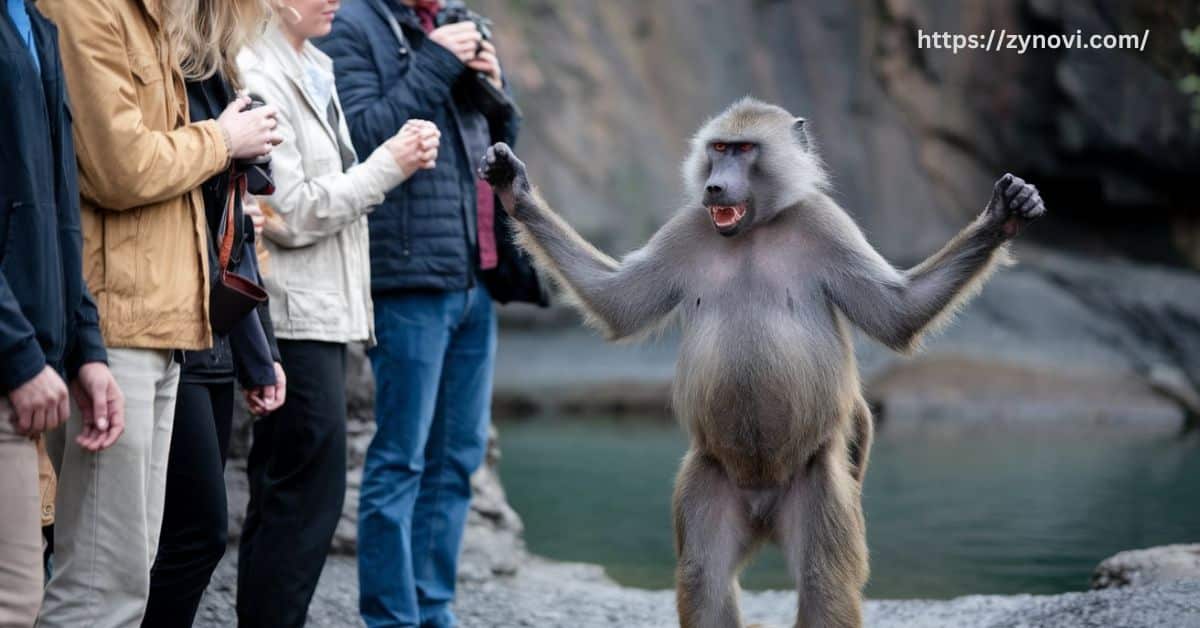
[0, 0, 543, 626]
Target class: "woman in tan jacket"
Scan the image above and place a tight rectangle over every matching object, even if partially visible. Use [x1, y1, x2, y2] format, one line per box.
[37, 0, 284, 625]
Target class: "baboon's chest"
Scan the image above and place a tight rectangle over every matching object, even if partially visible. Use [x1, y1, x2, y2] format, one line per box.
[675, 278, 846, 415]
[674, 248, 850, 486]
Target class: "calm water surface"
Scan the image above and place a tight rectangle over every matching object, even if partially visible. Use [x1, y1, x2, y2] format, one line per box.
[496, 416, 1200, 598]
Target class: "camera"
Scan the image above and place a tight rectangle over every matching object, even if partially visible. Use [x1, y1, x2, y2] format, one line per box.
[437, 0, 493, 41]
[235, 94, 275, 195]
[435, 0, 522, 120]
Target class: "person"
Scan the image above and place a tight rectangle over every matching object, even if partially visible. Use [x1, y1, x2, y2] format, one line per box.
[0, 1, 123, 624]
[236, 1, 440, 625]
[320, 1, 546, 625]
[141, 1, 286, 625]
[37, 0, 283, 625]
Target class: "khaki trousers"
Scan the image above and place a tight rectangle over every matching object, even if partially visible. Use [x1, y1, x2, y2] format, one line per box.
[0, 400, 42, 628]
[39, 349, 179, 628]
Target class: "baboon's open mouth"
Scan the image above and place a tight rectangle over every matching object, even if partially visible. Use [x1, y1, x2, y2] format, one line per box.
[708, 204, 747, 230]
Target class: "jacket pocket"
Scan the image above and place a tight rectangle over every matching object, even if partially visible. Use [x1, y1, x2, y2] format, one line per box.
[2, 201, 52, 262]
[284, 287, 348, 330]
[127, 52, 166, 119]
[127, 53, 163, 84]
[102, 208, 143, 297]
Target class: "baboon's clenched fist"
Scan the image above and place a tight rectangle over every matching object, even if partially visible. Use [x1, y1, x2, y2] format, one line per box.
[986, 173, 1047, 238]
[479, 142, 530, 216]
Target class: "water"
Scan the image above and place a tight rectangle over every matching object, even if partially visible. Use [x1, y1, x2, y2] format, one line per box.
[496, 416, 1200, 598]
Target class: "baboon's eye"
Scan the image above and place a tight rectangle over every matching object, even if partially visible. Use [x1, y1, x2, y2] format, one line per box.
[737, 143, 756, 153]
[712, 142, 728, 153]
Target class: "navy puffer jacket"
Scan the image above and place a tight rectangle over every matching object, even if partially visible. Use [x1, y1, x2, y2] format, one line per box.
[319, 0, 535, 298]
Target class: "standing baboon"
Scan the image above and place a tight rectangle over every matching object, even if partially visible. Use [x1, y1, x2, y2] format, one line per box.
[479, 97, 1045, 628]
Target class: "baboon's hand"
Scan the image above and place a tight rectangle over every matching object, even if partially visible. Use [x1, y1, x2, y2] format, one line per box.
[479, 142, 531, 216]
[985, 173, 1046, 239]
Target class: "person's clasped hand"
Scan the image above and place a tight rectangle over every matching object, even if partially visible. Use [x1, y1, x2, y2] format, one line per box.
[386, 119, 440, 174]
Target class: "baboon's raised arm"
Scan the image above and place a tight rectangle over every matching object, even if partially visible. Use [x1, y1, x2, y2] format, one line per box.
[821, 174, 1043, 354]
[482, 144, 687, 341]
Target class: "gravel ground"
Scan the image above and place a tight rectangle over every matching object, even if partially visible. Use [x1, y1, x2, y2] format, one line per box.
[197, 550, 1200, 628]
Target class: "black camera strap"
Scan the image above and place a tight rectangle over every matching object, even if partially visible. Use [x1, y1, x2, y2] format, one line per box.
[367, 0, 411, 56]
[325, 99, 355, 173]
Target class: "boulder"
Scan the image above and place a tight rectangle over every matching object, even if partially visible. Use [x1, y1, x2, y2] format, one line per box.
[1092, 544, 1200, 589]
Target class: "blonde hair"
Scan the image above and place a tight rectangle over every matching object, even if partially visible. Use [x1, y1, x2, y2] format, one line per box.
[167, 0, 271, 89]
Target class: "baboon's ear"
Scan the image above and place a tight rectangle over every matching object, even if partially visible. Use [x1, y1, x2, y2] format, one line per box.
[792, 118, 810, 150]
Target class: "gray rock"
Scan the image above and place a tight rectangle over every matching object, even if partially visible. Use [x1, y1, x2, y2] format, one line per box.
[1093, 544, 1200, 590]
[197, 552, 1200, 628]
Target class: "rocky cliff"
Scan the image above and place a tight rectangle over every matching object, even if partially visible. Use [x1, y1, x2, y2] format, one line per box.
[475, 0, 1200, 267]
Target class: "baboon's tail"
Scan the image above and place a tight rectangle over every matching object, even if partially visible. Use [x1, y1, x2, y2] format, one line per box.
[848, 395, 874, 484]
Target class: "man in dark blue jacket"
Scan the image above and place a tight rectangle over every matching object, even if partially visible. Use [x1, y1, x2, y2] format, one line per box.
[320, 1, 543, 626]
[0, 0, 123, 622]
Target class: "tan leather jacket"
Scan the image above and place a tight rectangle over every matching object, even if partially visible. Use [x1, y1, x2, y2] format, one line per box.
[41, 0, 230, 350]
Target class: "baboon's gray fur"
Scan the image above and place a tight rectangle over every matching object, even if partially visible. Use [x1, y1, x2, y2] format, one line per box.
[481, 96, 1045, 628]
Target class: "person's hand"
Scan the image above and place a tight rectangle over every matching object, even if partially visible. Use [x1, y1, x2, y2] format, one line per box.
[245, 362, 286, 416]
[408, 120, 440, 169]
[7, 366, 69, 437]
[466, 40, 503, 89]
[70, 362, 125, 451]
[385, 120, 440, 174]
[244, 194, 265, 238]
[428, 21, 483, 64]
[217, 96, 283, 161]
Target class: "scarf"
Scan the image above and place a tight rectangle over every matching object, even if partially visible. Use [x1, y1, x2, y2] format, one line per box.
[413, 0, 440, 33]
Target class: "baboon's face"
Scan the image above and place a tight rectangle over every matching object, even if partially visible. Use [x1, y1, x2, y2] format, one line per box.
[703, 141, 760, 237]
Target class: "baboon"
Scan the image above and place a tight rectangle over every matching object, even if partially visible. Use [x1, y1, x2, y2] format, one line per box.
[479, 97, 1045, 628]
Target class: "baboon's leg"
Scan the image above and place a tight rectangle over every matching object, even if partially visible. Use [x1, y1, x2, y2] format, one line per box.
[848, 396, 873, 484]
[673, 450, 754, 628]
[776, 437, 868, 628]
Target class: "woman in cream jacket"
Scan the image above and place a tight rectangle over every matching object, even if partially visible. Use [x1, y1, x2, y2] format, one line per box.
[236, 4, 439, 623]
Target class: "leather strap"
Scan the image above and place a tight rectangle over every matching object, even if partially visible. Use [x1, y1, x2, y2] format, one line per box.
[218, 170, 247, 271]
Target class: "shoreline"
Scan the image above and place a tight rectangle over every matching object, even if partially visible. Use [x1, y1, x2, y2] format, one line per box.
[198, 550, 1200, 628]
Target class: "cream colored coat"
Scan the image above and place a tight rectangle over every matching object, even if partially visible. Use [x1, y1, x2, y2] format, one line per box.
[240, 28, 409, 344]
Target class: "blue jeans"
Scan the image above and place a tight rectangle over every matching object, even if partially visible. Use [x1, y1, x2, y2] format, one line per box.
[359, 286, 496, 628]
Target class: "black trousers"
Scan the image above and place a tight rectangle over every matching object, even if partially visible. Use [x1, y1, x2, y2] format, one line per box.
[237, 340, 347, 628]
[144, 381, 235, 627]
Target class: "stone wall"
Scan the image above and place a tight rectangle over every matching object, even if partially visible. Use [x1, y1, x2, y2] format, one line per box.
[472, 0, 1200, 267]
